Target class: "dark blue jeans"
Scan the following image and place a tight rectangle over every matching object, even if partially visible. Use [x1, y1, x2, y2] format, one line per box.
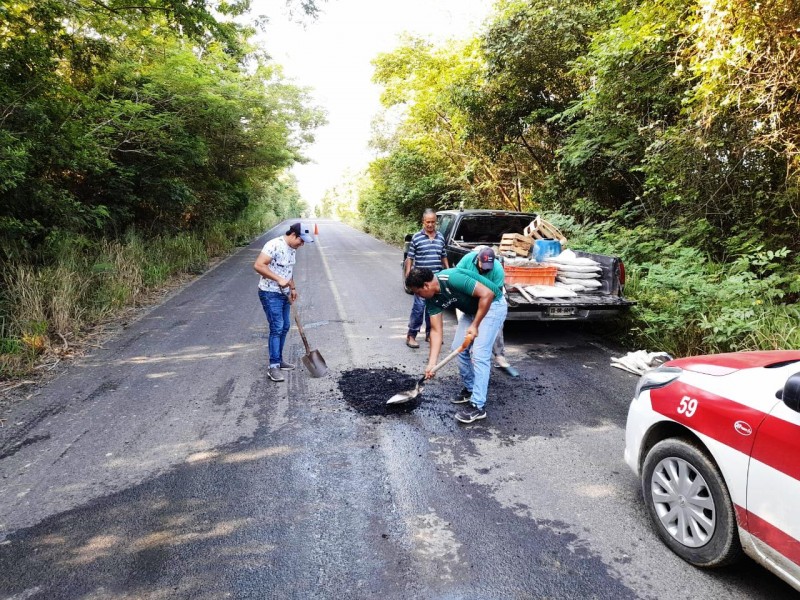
[407, 294, 431, 339]
[259, 290, 291, 367]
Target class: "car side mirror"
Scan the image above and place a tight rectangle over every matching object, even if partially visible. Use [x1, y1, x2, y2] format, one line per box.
[781, 372, 800, 412]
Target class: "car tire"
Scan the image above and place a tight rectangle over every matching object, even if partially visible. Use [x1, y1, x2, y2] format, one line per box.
[641, 438, 743, 568]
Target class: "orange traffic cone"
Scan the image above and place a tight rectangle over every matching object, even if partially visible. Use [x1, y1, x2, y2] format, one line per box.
[314, 223, 319, 235]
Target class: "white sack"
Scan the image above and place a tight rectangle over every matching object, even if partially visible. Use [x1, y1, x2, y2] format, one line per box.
[557, 276, 602, 288]
[524, 285, 578, 298]
[555, 264, 601, 273]
[610, 351, 674, 375]
[544, 249, 601, 267]
[555, 282, 588, 292]
[557, 270, 600, 279]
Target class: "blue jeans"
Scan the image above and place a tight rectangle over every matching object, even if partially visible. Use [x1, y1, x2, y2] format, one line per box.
[407, 294, 431, 339]
[453, 299, 508, 410]
[259, 290, 291, 367]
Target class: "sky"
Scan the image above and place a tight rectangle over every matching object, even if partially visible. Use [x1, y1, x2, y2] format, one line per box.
[249, 0, 494, 209]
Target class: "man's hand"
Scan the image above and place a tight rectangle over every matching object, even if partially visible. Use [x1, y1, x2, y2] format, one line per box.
[289, 289, 298, 303]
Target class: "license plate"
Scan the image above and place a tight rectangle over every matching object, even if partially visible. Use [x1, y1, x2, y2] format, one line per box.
[547, 306, 576, 317]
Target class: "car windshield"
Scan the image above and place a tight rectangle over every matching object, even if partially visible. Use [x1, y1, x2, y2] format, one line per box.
[452, 215, 536, 244]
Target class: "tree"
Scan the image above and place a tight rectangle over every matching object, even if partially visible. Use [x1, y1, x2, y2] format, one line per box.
[0, 0, 325, 259]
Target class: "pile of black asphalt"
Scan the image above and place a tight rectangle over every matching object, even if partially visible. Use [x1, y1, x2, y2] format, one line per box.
[337, 367, 424, 416]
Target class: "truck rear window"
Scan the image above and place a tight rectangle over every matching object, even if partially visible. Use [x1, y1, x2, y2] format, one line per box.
[452, 215, 536, 244]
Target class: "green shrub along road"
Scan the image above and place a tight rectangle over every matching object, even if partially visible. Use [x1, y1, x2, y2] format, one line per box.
[0, 1, 324, 376]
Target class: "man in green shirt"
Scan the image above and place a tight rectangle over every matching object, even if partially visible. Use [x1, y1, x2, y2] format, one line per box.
[405, 264, 508, 423]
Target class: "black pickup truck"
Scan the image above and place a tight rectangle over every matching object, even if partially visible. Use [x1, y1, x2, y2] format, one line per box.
[403, 209, 635, 321]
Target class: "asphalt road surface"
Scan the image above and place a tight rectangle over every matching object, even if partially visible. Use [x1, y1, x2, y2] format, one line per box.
[0, 221, 795, 599]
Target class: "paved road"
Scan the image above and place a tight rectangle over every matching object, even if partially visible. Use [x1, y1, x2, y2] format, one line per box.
[0, 221, 795, 599]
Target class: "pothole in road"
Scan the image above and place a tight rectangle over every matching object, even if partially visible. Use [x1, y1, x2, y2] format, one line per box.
[338, 368, 423, 416]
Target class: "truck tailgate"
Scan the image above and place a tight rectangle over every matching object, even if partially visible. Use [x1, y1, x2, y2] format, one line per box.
[505, 289, 636, 321]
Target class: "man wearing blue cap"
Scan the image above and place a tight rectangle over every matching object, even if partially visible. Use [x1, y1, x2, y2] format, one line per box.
[456, 246, 519, 380]
[254, 222, 315, 382]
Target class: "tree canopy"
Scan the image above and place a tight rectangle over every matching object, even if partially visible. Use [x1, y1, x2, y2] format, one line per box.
[360, 0, 800, 261]
[0, 0, 326, 260]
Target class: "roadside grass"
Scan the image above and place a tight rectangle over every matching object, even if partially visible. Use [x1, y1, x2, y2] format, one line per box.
[0, 212, 276, 380]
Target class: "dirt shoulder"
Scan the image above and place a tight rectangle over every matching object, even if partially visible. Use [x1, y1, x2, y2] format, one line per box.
[0, 258, 227, 416]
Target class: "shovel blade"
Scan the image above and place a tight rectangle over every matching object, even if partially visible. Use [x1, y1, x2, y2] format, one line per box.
[301, 349, 328, 378]
[386, 390, 417, 405]
[386, 380, 424, 405]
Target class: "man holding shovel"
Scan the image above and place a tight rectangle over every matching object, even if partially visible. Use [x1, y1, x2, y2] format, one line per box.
[254, 222, 314, 382]
[405, 266, 508, 423]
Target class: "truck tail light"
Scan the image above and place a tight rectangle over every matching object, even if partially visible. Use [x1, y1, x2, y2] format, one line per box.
[618, 261, 626, 286]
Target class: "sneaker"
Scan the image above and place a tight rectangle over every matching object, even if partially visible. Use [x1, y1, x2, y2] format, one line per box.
[455, 404, 487, 424]
[450, 387, 472, 404]
[267, 367, 285, 382]
[279, 361, 296, 370]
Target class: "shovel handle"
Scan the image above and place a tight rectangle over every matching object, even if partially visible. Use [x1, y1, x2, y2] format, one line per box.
[293, 310, 312, 353]
[508, 283, 535, 303]
[426, 333, 474, 378]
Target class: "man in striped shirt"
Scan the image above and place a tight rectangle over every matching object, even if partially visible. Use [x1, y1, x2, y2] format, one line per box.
[404, 209, 449, 348]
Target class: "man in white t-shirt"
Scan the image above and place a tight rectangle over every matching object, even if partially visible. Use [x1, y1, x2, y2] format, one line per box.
[253, 222, 315, 382]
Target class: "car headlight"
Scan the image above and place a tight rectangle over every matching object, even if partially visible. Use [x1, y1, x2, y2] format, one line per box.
[634, 366, 682, 398]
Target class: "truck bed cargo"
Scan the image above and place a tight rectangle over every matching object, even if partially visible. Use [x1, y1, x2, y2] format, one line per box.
[403, 209, 635, 322]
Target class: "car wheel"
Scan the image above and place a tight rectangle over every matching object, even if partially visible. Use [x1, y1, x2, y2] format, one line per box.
[641, 438, 743, 567]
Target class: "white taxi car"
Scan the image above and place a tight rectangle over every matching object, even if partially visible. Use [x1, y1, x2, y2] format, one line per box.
[624, 350, 800, 590]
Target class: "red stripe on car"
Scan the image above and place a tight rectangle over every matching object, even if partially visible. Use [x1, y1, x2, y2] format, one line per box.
[750, 413, 800, 485]
[736, 504, 800, 566]
[650, 382, 766, 456]
[651, 382, 800, 482]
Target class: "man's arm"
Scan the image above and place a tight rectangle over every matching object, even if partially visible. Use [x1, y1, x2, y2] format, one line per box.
[424, 313, 444, 379]
[465, 282, 495, 340]
[253, 253, 290, 289]
[405, 237, 418, 277]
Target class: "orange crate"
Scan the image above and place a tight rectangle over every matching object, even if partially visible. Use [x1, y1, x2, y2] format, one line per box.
[504, 265, 557, 286]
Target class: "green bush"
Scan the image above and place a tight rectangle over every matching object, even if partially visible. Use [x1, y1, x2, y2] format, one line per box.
[548, 214, 798, 355]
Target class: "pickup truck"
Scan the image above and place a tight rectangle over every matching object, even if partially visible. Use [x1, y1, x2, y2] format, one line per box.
[403, 209, 635, 321]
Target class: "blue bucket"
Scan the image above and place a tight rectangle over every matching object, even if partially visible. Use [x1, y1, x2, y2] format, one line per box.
[533, 239, 562, 262]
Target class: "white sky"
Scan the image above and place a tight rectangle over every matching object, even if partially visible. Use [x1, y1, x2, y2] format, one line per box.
[249, 0, 494, 209]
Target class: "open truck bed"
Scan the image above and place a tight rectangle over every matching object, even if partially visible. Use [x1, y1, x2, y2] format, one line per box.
[403, 210, 635, 322]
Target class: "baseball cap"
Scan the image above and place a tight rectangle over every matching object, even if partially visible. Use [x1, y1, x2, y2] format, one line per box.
[288, 222, 315, 243]
[477, 247, 495, 270]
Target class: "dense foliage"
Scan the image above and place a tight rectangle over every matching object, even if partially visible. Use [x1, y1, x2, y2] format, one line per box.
[356, 0, 799, 354]
[0, 0, 324, 375]
[0, 1, 324, 260]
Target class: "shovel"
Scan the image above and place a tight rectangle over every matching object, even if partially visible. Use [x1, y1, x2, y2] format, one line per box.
[387, 333, 474, 405]
[294, 310, 328, 378]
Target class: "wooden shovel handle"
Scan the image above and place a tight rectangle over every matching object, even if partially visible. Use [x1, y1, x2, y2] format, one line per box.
[292, 308, 312, 353]
[428, 332, 474, 377]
